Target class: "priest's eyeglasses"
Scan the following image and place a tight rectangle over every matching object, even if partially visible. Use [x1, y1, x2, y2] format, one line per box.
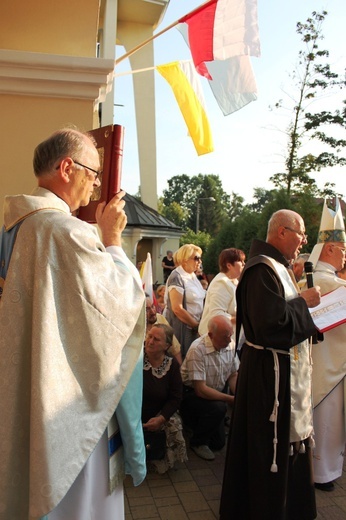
[284, 226, 308, 241]
[73, 160, 102, 179]
[55, 159, 102, 179]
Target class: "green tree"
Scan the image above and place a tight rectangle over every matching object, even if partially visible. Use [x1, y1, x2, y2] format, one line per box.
[304, 100, 346, 169]
[202, 219, 239, 275]
[270, 11, 346, 196]
[162, 173, 230, 233]
[229, 192, 245, 219]
[179, 229, 212, 257]
[157, 198, 187, 227]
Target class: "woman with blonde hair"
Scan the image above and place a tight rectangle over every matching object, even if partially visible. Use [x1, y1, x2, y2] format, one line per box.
[155, 284, 166, 314]
[164, 244, 206, 357]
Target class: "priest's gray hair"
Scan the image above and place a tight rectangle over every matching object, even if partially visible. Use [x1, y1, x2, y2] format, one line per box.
[33, 127, 96, 177]
[267, 209, 302, 239]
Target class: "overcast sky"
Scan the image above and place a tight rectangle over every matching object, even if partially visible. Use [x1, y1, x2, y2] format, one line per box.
[114, 0, 346, 203]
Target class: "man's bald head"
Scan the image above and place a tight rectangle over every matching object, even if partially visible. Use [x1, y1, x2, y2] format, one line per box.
[208, 315, 234, 351]
[266, 209, 307, 262]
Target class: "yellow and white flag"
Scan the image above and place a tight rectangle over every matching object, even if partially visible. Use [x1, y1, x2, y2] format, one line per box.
[156, 61, 214, 156]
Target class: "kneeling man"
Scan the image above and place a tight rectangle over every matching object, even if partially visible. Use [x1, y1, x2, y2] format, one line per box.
[180, 315, 238, 460]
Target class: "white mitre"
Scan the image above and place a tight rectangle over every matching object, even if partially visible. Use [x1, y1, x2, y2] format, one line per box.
[309, 198, 346, 267]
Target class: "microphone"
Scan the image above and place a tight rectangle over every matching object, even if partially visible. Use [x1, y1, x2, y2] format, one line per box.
[304, 261, 323, 342]
[304, 261, 314, 288]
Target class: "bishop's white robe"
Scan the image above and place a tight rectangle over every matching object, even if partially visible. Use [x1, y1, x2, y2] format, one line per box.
[312, 261, 346, 483]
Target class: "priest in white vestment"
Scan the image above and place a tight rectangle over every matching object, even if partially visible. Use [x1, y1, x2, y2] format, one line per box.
[309, 198, 346, 492]
[0, 128, 146, 519]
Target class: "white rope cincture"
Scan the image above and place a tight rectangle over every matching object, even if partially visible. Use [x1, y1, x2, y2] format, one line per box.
[269, 349, 280, 473]
[299, 441, 306, 454]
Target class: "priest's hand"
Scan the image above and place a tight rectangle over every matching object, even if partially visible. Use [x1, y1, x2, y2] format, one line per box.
[300, 286, 321, 308]
[96, 190, 127, 247]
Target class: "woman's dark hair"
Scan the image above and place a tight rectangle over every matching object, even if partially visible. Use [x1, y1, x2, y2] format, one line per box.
[219, 248, 245, 273]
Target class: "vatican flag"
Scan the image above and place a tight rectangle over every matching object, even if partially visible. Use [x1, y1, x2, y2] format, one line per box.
[156, 60, 214, 156]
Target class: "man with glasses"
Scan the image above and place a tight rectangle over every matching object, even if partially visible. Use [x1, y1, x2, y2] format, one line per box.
[0, 128, 146, 519]
[308, 199, 346, 492]
[220, 209, 321, 520]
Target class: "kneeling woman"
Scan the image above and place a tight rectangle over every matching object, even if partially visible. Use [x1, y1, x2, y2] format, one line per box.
[142, 323, 187, 473]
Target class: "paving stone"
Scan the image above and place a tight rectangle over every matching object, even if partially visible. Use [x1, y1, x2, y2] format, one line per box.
[124, 475, 135, 488]
[185, 451, 212, 471]
[185, 459, 211, 471]
[150, 485, 177, 499]
[163, 460, 187, 472]
[153, 496, 181, 507]
[124, 446, 346, 520]
[178, 491, 210, 512]
[315, 490, 335, 507]
[207, 499, 220, 517]
[200, 484, 222, 501]
[210, 464, 225, 481]
[124, 496, 132, 520]
[146, 477, 171, 488]
[193, 474, 220, 487]
[332, 495, 346, 512]
[146, 472, 170, 482]
[168, 468, 193, 483]
[128, 496, 155, 507]
[316, 505, 346, 519]
[188, 511, 217, 520]
[131, 504, 159, 520]
[190, 468, 214, 478]
[173, 481, 199, 493]
[157, 505, 189, 520]
[126, 483, 151, 498]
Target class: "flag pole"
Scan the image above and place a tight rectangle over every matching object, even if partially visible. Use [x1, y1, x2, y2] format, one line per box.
[115, 19, 179, 66]
[114, 0, 216, 66]
[114, 60, 192, 78]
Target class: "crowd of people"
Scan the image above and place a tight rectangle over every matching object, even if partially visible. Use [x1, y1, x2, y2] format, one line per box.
[0, 127, 345, 520]
[149, 203, 345, 520]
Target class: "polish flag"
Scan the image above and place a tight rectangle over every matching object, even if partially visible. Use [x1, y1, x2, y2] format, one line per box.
[179, 0, 260, 79]
[177, 22, 258, 116]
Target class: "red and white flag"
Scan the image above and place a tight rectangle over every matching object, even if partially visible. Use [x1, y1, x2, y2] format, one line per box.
[179, 0, 260, 79]
[177, 20, 258, 116]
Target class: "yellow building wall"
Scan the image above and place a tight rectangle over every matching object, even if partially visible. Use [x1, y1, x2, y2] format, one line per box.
[1, 1, 100, 57]
[0, 0, 109, 225]
[0, 95, 94, 199]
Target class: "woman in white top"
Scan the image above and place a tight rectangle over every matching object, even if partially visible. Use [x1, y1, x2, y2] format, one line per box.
[164, 244, 206, 358]
[198, 248, 245, 336]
